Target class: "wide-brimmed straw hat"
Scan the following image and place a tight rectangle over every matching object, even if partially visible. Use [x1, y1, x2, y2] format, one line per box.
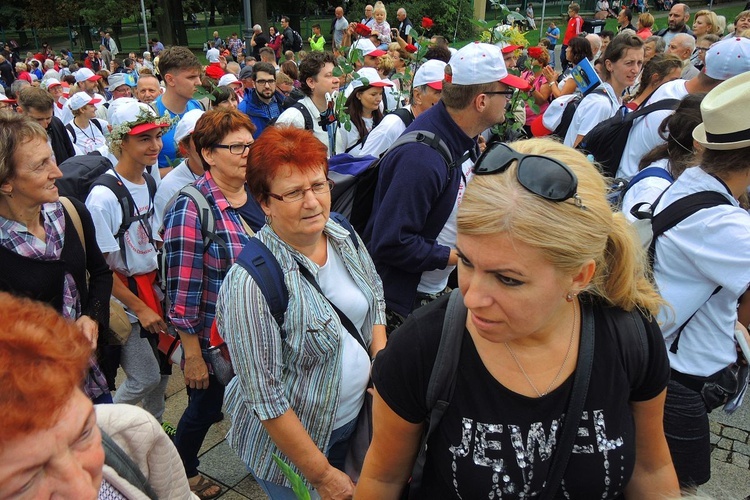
[693, 71, 750, 151]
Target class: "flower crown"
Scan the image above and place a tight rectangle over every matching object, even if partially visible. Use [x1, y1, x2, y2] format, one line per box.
[109, 106, 176, 143]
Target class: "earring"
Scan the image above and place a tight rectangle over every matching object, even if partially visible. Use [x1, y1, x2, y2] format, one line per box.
[566, 291, 577, 302]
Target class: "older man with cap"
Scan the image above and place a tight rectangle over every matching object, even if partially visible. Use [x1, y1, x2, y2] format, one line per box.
[154, 109, 206, 238]
[43, 78, 66, 119]
[649, 70, 750, 489]
[617, 36, 750, 179]
[359, 59, 447, 157]
[96, 72, 135, 122]
[350, 37, 387, 69]
[363, 42, 530, 331]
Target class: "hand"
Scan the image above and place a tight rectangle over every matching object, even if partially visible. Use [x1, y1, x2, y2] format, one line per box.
[542, 66, 558, 82]
[75, 315, 99, 349]
[313, 466, 355, 499]
[135, 306, 167, 334]
[477, 134, 487, 154]
[184, 355, 210, 390]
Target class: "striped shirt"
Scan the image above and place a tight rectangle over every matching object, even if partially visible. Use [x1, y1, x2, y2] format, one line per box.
[163, 171, 254, 370]
[216, 219, 386, 487]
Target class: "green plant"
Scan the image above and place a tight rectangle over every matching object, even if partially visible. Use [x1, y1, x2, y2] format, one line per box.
[272, 454, 312, 500]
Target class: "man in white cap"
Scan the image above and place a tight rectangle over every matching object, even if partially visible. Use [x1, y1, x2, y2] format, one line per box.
[64, 92, 106, 155]
[617, 36, 750, 178]
[359, 59, 447, 157]
[154, 109, 206, 239]
[43, 78, 66, 119]
[350, 38, 387, 69]
[363, 42, 530, 331]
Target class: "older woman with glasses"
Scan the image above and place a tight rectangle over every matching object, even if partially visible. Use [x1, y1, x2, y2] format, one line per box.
[356, 139, 679, 499]
[163, 107, 264, 499]
[215, 126, 386, 499]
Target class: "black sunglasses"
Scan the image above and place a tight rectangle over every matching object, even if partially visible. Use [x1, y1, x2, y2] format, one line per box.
[474, 142, 583, 205]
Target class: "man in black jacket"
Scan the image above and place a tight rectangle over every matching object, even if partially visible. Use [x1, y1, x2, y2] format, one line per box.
[280, 16, 295, 53]
[655, 3, 693, 45]
[16, 86, 76, 165]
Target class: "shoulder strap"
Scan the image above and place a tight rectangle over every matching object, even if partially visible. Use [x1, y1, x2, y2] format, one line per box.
[143, 171, 157, 203]
[59, 197, 85, 253]
[603, 308, 649, 391]
[92, 118, 104, 133]
[178, 184, 228, 254]
[386, 130, 455, 168]
[329, 212, 359, 250]
[91, 173, 136, 239]
[65, 123, 77, 143]
[651, 191, 732, 245]
[622, 166, 673, 198]
[101, 430, 158, 500]
[626, 98, 681, 123]
[291, 101, 314, 131]
[539, 300, 595, 500]
[390, 107, 414, 128]
[235, 238, 289, 337]
[409, 289, 466, 498]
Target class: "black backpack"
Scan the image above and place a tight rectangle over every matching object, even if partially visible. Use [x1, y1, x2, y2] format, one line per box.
[292, 30, 304, 52]
[551, 94, 582, 139]
[386, 108, 415, 128]
[579, 99, 681, 178]
[56, 152, 113, 202]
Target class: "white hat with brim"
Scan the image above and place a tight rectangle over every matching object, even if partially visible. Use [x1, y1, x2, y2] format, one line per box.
[704, 37, 750, 82]
[693, 72, 750, 151]
[111, 100, 170, 135]
[447, 42, 530, 91]
[344, 67, 393, 98]
[218, 73, 241, 88]
[74, 67, 102, 83]
[174, 109, 205, 144]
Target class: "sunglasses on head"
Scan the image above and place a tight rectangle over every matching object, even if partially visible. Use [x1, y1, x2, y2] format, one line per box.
[474, 142, 585, 208]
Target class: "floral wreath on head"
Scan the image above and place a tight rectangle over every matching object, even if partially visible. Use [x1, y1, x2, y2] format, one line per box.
[107, 106, 177, 155]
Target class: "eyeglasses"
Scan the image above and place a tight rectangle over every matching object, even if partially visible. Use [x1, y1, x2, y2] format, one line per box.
[255, 79, 276, 86]
[474, 142, 584, 206]
[213, 142, 253, 155]
[484, 90, 516, 97]
[695, 46, 710, 52]
[267, 179, 335, 203]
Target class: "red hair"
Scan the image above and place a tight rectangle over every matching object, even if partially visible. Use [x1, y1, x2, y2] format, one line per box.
[247, 126, 328, 203]
[0, 293, 91, 441]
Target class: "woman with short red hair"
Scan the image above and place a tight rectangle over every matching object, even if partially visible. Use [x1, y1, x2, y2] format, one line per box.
[215, 125, 386, 499]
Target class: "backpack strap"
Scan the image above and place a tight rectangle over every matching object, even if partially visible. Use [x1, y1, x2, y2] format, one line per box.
[235, 238, 289, 338]
[177, 184, 229, 255]
[101, 430, 158, 500]
[387, 130, 457, 169]
[59, 197, 85, 254]
[329, 212, 359, 250]
[621, 166, 674, 198]
[409, 289, 466, 498]
[65, 123, 77, 144]
[626, 98, 681, 124]
[389, 107, 414, 128]
[91, 118, 104, 134]
[290, 101, 314, 131]
[603, 307, 649, 391]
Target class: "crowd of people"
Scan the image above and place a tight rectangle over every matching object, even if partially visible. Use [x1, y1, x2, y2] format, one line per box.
[1, 2, 750, 499]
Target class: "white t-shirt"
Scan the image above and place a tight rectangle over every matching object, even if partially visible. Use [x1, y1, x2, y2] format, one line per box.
[338, 116, 373, 154]
[275, 96, 344, 157]
[617, 79, 688, 179]
[317, 239, 370, 428]
[358, 106, 411, 158]
[67, 119, 109, 155]
[85, 169, 159, 276]
[621, 158, 672, 222]
[153, 159, 201, 240]
[563, 82, 621, 147]
[417, 159, 475, 294]
[653, 167, 750, 376]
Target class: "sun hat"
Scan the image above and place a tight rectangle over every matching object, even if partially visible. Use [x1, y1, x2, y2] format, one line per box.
[704, 37, 750, 81]
[108, 73, 136, 90]
[693, 72, 750, 151]
[174, 109, 205, 144]
[446, 42, 530, 90]
[344, 67, 393, 98]
[218, 73, 242, 88]
[68, 92, 102, 111]
[530, 93, 579, 137]
[74, 67, 102, 83]
[110, 100, 172, 136]
[413, 60, 447, 90]
[351, 38, 387, 58]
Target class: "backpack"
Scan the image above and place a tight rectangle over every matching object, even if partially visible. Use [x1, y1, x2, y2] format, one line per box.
[607, 165, 674, 209]
[387, 107, 415, 128]
[579, 99, 681, 178]
[329, 130, 462, 236]
[540, 93, 583, 140]
[56, 152, 114, 202]
[406, 289, 651, 498]
[65, 119, 104, 144]
[292, 30, 304, 52]
[90, 170, 157, 269]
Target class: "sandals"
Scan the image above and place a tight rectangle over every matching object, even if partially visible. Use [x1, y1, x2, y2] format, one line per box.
[189, 474, 222, 500]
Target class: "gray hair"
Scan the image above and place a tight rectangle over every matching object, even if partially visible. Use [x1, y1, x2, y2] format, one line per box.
[645, 35, 666, 54]
[673, 33, 696, 50]
[253, 24, 261, 32]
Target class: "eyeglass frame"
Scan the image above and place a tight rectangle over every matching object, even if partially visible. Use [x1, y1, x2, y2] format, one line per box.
[266, 179, 335, 203]
[474, 141, 585, 208]
[255, 78, 276, 86]
[212, 142, 254, 155]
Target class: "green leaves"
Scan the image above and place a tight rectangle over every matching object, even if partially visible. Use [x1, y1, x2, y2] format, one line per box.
[272, 454, 311, 500]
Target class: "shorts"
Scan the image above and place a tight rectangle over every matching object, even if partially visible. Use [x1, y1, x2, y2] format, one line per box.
[663, 378, 711, 487]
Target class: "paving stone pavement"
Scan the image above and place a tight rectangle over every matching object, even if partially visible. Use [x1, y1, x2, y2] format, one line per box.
[157, 371, 750, 499]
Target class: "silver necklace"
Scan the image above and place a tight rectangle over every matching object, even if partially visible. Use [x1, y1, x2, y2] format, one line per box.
[504, 301, 577, 398]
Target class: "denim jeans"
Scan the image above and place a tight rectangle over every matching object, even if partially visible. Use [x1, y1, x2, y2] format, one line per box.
[174, 373, 226, 478]
[250, 415, 358, 499]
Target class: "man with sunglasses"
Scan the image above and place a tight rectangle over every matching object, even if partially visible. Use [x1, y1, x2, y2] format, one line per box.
[238, 62, 286, 137]
[363, 42, 530, 332]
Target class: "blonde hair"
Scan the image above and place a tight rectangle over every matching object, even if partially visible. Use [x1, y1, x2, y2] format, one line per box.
[695, 10, 723, 35]
[457, 139, 663, 315]
[377, 54, 394, 74]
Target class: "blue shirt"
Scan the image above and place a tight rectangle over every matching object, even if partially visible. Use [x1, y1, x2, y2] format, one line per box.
[153, 96, 203, 169]
[547, 27, 560, 46]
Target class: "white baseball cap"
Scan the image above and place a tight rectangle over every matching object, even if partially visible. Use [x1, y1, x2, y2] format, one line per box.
[44, 78, 62, 90]
[110, 101, 170, 135]
[108, 73, 136, 90]
[74, 67, 102, 83]
[413, 60, 447, 90]
[68, 92, 102, 111]
[351, 38, 387, 58]
[174, 109, 205, 144]
[344, 67, 393, 98]
[446, 42, 530, 90]
[218, 73, 241, 88]
[704, 37, 750, 81]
